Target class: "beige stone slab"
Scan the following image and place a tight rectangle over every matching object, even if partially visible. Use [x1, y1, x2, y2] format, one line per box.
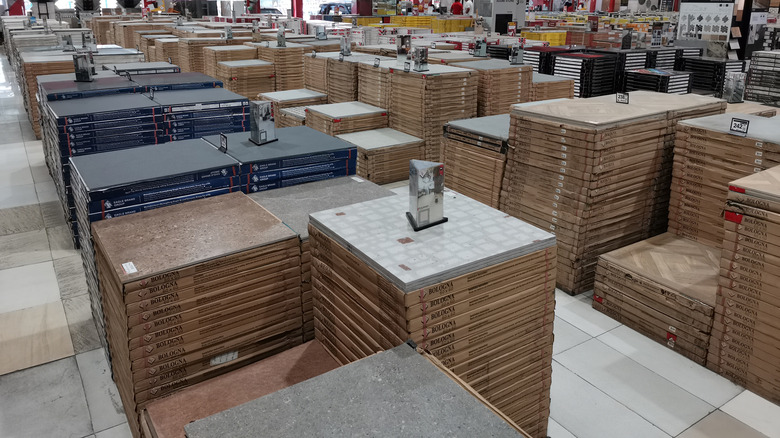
[0, 301, 74, 375]
[677, 410, 768, 438]
[0, 204, 44, 236]
[0, 228, 51, 270]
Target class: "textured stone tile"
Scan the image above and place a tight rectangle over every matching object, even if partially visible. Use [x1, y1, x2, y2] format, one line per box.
[0, 228, 51, 270]
[54, 255, 88, 299]
[63, 295, 101, 354]
[76, 348, 126, 433]
[0, 204, 44, 236]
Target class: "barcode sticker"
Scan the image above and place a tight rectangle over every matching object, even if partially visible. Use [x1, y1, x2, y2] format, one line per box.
[122, 262, 138, 274]
[210, 350, 239, 366]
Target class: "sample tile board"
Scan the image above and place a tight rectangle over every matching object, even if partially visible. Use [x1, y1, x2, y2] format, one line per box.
[184, 344, 532, 438]
[451, 59, 533, 116]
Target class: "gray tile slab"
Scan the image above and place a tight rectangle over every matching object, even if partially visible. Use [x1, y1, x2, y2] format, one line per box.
[552, 316, 592, 356]
[47, 224, 79, 259]
[54, 255, 89, 299]
[0, 228, 52, 270]
[185, 345, 524, 438]
[0, 356, 93, 438]
[40, 201, 68, 228]
[0, 204, 44, 236]
[76, 348, 127, 434]
[63, 295, 101, 354]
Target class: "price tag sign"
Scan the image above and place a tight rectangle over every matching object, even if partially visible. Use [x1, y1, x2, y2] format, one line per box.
[167, 57, 172, 64]
[373, 57, 381, 67]
[431, 42, 436, 49]
[339, 53, 344, 62]
[404, 62, 411, 72]
[219, 133, 228, 153]
[312, 50, 317, 58]
[468, 48, 474, 55]
[616, 92, 629, 104]
[730, 118, 750, 136]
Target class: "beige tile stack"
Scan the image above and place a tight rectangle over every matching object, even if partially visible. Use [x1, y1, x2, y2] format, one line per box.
[725, 101, 778, 117]
[389, 64, 478, 161]
[336, 128, 424, 184]
[131, 29, 171, 52]
[139, 34, 175, 60]
[93, 193, 303, 438]
[327, 54, 393, 103]
[20, 54, 77, 138]
[216, 60, 276, 99]
[277, 106, 307, 127]
[303, 52, 330, 94]
[202, 45, 258, 78]
[253, 41, 308, 90]
[451, 59, 533, 116]
[117, 22, 171, 48]
[154, 38, 180, 64]
[308, 191, 557, 437]
[305, 101, 388, 136]
[710, 165, 780, 404]
[442, 114, 510, 209]
[258, 89, 328, 126]
[357, 58, 397, 110]
[428, 51, 479, 65]
[530, 73, 575, 101]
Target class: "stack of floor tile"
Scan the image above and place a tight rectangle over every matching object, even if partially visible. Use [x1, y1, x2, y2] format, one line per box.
[710, 165, 780, 403]
[202, 45, 258, 77]
[303, 39, 343, 52]
[357, 58, 396, 110]
[451, 59, 533, 116]
[307, 190, 556, 437]
[201, 126, 357, 194]
[530, 73, 575, 101]
[442, 115, 509, 208]
[129, 72, 224, 92]
[678, 56, 746, 97]
[726, 101, 778, 117]
[249, 178, 394, 343]
[68, 139, 245, 355]
[428, 51, 478, 65]
[303, 52, 330, 93]
[91, 192, 303, 436]
[745, 51, 780, 106]
[139, 33, 175, 58]
[305, 101, 388, 136]
[500, 97, 677, 294]
[592, 233, 720, 364]
[178, 38, 251, 73]
[151, 88, 250, 141]
[254, 41, 307, 90]
[523, 46, 579, 74]
[551, 52, 618, 98]
[336, 128, 424, 184]
[184, 344, 533, 437]
[670, 113, 779, 248]
[141, 341, 340, 438]
[103, 62, 181, 75]
[154, 38, 180, 64]
[20, 54, 86, 138]
[327, 54, 392, 103]
[389, 64, 478, 161]
[258, 89, 328, 119]
[277, 106, 307, 127]
[215, 60, 276, 99]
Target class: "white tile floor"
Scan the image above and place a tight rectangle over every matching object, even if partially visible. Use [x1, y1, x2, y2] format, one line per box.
[1, 53, 780, 438]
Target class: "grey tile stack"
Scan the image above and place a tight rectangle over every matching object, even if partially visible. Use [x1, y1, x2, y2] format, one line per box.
[337, 128, 424, 184]
[184, 344, 533, 438]
[305, 101, 388, 136]
[451, 59, 534, 116]
[249, 177, 395, 342]
[308, 189, 556, 437]
[745, 51, 780, 106]
[258, 89, 328, 126]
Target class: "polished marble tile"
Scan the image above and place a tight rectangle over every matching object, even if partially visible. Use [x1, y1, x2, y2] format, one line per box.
[47, 224, 78, 259]
[554, 293, 621, 337]
[0, 228, 51, 270]
[54, 255, 88, 299]
[77, 348, 127, 433]
[40, 200, 67, 228]
[556, 339, 713, 436]
[550, 361, 670, 438]
[0, 183, 38, 209]
[95, 423, 132, 438]
[598, 326, 743, 407]
[0, 262, 60, 313]
[552, 316, 592, 356]
[0, 356, 92, 438]
[677, 410, 769, 438]
[0, 301, 74, 376]
[63, 294, 101, 354]
[0, 203, 43, 236]
[721, 391, 780, 438]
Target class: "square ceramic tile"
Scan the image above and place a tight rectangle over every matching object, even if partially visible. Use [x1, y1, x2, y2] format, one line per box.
[35, 181, 59, 203]
[0, 356, 92, 438]
[548, 418, 577, 438]
[0, 122, 23, 143]
[40, 201, 67, 228]
[0, 183, 38, 209]
[0, 228, 52, 270]
[0, 261, 60, 313]
[721, 391, 780, 438]
[0, 204, 43, 236]
[552, 316, 592, 356]
[598, 326, 743, 407]
[677, 410, 769, 438]
[0, 301, 75, 375]
[549, 361, 670, 438]
[76, 348, 127, 433]
[54, 255, 89, 299]
[0, 145, 28, 168]
[95, 423, 132, 438]
[555, 339, 713, 436]
[47, 225, 79, 259]
[0, 164, 33, 187]
[29, 164, 50, 184]
[63, 295, 101, 354]
[554, 293, 621, 337]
